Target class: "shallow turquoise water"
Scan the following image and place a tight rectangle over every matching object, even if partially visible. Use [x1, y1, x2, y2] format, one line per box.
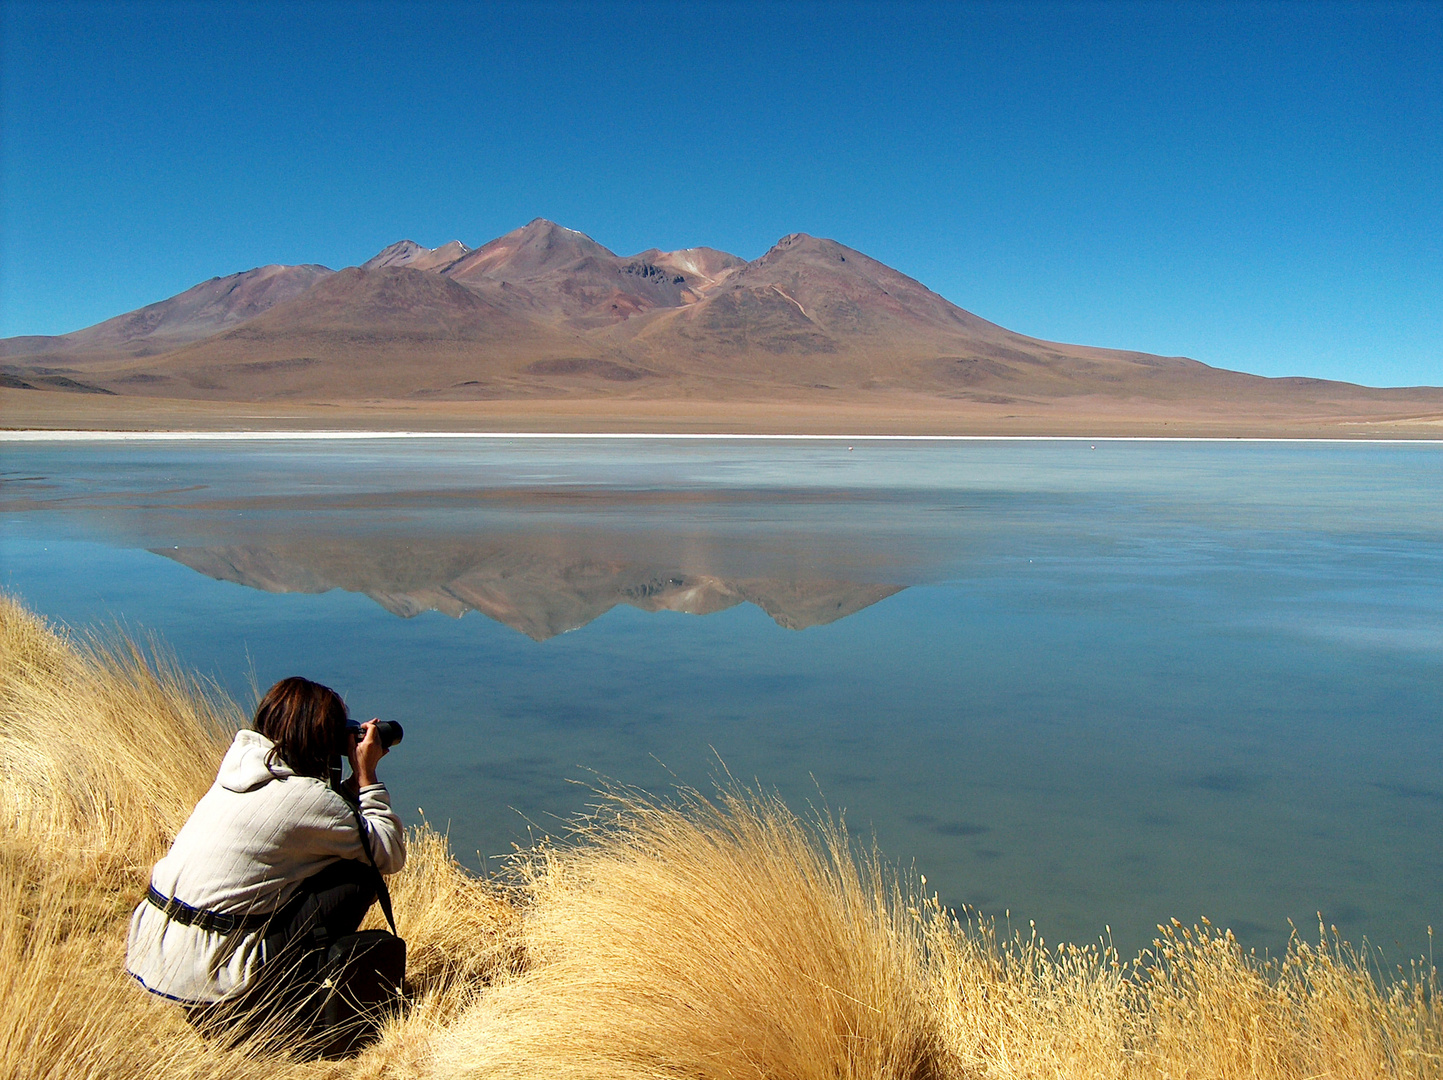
[2, 437, 1440, 960]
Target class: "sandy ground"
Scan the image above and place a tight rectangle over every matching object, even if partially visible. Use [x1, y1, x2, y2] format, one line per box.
[4, 388, 1443, 438]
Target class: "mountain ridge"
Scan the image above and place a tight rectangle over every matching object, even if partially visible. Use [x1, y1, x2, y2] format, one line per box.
[4, 220, 1440, 419]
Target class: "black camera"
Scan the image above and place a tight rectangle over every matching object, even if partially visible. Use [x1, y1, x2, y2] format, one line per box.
[347, 719, 404, 749]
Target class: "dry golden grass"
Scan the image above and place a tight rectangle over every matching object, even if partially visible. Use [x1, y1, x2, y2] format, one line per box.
[432, 783, 942, 1080]
[1, 591, 1438, 1079]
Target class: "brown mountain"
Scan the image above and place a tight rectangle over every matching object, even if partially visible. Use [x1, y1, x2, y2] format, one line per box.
[609, 232, 1289, 402]
[4, 219, 1440, 427]
[1, 263, 334, 363]
[155, 540, 904, 640]
[608, 232, 1011, 380]
[92, 265, 592, 400]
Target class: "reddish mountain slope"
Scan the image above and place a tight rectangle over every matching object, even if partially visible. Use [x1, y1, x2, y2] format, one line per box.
[104, 266, 588, 399]
[612, 233, 1209, 397]
[1, 264, 334, 361]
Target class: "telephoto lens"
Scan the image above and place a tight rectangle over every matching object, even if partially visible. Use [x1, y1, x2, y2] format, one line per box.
[348, 720, 404, 749]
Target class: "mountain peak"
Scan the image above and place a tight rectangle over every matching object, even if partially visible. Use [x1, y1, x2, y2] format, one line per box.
[363, 239, 471, 272]
[443, 219, 617, 291]
[362, 240, 424, 269]
[761, 233, 848, 260]
[704, 231, 998, 341]
[471, 219, 612, 260]
[511, 218, 613, 254]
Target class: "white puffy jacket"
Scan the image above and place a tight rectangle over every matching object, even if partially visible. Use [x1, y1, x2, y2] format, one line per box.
[125, 729, 406, 1004]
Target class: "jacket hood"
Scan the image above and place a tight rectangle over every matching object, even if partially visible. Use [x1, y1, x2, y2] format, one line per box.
[217, 729, 294, 792]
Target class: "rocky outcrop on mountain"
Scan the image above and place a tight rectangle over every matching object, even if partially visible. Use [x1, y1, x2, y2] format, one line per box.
[628, 246, 747, 296]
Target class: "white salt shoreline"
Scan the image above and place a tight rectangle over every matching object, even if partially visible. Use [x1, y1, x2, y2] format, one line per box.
[0, 429, 1439, 445]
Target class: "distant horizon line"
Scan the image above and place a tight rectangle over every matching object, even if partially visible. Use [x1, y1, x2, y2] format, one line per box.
[2, 430, 1440, 445]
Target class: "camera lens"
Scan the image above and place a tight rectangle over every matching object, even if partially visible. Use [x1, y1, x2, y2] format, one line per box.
[344, 720, 404, 749]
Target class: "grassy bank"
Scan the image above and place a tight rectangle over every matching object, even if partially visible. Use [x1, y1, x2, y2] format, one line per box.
[1, 592, 1437, 1079]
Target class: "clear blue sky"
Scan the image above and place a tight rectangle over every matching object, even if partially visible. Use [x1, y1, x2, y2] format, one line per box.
[2, 0, 1439, 386]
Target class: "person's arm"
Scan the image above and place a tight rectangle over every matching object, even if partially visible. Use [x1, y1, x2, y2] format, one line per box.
[355, 783, 407, 874]
[344, 719, 406, 874]
[300, 782, 407, 875]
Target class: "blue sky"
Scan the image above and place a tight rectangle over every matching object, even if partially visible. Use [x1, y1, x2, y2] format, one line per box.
[2, 0, 1439, 386]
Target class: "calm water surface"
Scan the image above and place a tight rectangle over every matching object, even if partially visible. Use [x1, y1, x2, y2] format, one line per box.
[1, 437, 1439, 960]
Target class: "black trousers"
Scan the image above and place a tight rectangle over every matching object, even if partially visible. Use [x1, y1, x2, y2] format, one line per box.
[188, 859, 377, 1047]
[263, 857, 378, 966]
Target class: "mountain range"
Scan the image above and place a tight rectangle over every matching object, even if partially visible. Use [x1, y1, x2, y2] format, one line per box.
[4, 219, 1440, 426]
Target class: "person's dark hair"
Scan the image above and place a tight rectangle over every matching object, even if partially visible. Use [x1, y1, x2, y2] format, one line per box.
[253, 677, 349, 780]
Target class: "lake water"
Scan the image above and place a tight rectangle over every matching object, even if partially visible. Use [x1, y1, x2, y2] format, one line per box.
[1, 436, 1439, 961]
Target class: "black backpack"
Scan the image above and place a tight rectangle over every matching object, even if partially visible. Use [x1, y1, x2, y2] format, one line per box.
[314, 929, 406, 1057]
[312, 804, 407, 1058]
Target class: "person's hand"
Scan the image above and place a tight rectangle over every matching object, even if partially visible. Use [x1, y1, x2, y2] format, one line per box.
[346, 719, 387, 790]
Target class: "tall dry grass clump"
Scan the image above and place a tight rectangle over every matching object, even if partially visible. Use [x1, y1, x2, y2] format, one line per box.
[0, 594, 236, 858]
[923, 902, 1139, 1077]
[433, 783, 942, 1080]
[1139, 917, 1441, 1080]
[923, 902, 1441, 1080]
[1, 589, 1439, 1079]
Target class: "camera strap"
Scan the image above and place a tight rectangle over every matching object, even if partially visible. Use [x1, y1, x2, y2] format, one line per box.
[346, 800, 398, 938]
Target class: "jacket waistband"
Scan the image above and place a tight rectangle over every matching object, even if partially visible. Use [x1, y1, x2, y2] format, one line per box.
[145, 884, 275, 935]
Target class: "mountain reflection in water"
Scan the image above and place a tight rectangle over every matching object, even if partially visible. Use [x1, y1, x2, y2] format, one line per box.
[154, 540, 906, 640]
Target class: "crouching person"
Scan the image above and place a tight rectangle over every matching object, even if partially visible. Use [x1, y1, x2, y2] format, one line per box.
[126, 677, 406, 1054]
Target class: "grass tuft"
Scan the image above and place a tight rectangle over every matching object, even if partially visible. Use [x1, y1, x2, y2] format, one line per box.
[433, 782, 943, 1079]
